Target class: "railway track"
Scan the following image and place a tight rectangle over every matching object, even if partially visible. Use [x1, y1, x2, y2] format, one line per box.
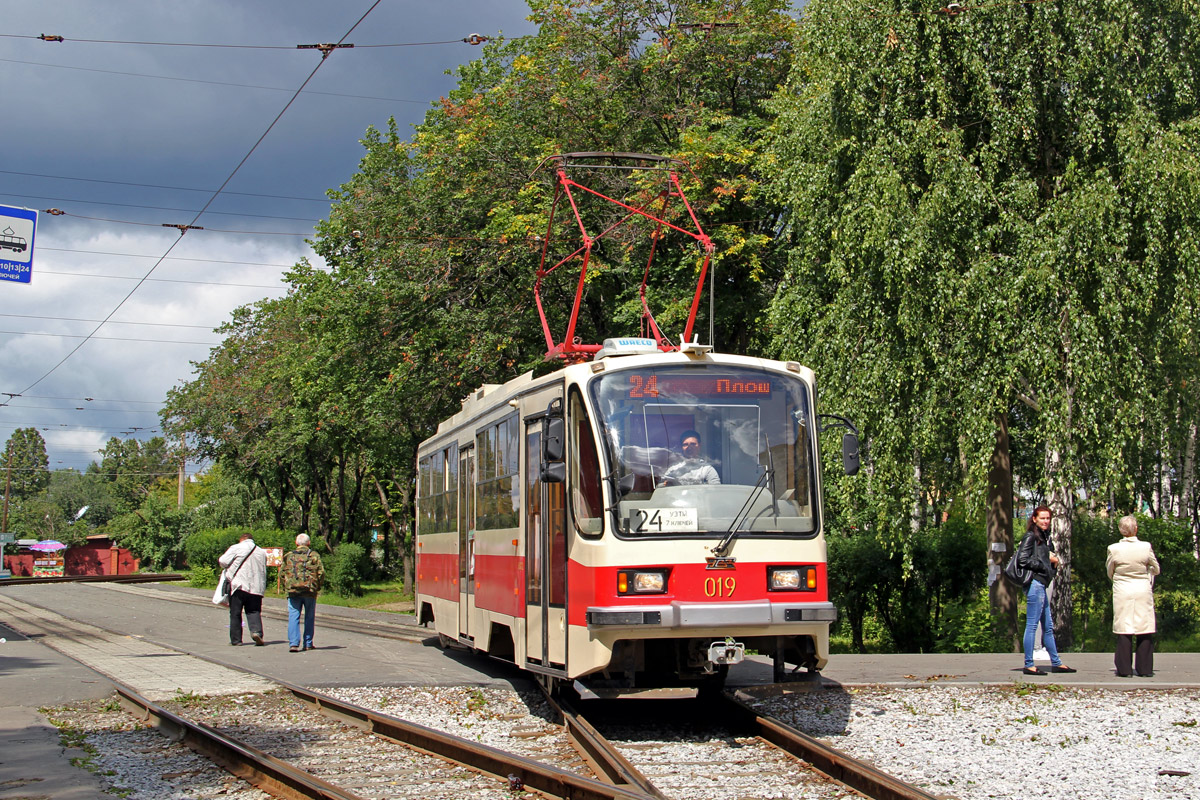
[0, 572, 186, 586]
[115, 678, 654, 800]
[9, 579, 942, 799]
[540, 687, 944, 800]
[114, 675, 941, 800]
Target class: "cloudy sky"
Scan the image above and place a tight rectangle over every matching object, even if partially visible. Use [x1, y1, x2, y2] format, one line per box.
[0, 0, 535, 475]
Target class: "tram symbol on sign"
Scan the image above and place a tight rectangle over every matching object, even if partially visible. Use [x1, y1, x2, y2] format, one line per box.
[0, 228, 28, 253]
[0, 204, 37, 284]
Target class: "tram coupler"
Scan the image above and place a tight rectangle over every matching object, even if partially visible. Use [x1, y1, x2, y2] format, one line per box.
[706, 639, 745, 672]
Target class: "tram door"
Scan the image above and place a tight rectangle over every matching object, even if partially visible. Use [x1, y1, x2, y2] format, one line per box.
[457, 446, 475, 641]
[524, 419, 568, 672]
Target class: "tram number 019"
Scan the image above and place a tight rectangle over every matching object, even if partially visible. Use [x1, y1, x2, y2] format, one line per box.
[704, 576, 736, 598]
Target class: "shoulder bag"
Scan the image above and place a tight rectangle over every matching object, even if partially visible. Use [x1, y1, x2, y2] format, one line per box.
[212, 546, 253, 606]
[1003, 538, 1034, 587]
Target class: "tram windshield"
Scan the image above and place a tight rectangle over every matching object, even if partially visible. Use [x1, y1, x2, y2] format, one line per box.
[590, 364, 818, 537]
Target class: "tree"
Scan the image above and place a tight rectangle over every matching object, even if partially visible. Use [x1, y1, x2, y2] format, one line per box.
[3, 427, 50, 503]
[90, 437, 178, 514]
[765, 0, 1200, 645]
[164, 0, 803, 584]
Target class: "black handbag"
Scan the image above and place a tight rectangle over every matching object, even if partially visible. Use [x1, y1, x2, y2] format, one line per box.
[1003, 550, 1033, 587]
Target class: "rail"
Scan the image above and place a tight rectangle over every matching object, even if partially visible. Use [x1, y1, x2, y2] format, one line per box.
[540, 687, 669, 800]
[720, 691, 942, 800]
[278, 680, 654, 800]
[114, 682, 365, 800]
[0, 573, 186, 587]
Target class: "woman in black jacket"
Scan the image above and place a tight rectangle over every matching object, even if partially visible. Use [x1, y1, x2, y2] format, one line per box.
[1017, 506, 1077, 676]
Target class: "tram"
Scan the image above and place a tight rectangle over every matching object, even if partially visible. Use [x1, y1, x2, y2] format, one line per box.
[415, 154, 858, 694]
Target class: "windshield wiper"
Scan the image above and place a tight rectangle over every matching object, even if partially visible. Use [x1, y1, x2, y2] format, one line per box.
[711, 464, 771, 557]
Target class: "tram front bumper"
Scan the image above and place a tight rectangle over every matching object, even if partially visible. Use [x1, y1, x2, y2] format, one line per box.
[585, 601, 837, 629]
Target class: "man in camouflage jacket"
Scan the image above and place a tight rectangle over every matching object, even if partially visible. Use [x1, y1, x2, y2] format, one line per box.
[282, 533, 325, 652]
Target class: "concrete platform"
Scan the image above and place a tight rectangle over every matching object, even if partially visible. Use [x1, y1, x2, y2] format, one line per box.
[0, 618, 113, 800]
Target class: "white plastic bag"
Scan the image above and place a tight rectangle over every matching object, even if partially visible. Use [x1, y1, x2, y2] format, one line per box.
[212, 572, 231, 606]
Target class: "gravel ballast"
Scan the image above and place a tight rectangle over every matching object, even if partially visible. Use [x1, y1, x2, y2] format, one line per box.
[749, 683, 1200, 799]
[44, 683, 1200, 799]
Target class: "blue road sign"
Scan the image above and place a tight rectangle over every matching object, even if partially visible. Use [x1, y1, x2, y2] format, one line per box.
[0, 205, 37, 284]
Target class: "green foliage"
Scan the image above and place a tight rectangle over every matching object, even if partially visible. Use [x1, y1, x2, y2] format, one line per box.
[188, 564, 217, 588]
[161, 0, 800, 559]
[3, 428, 50, 501]
[106, 493, 188, 571]
[827, 514, 986, 652]
[326, 542, 368, 597]
[45, 470, 118, 531]
[765, 0, 1200, 642]
[182, 527, 292, 571]
[1157, 591, 1200, 639]
[937, 589, 1014, 654]
[90, 437, 178, 514]
[7, 496, 72, 545]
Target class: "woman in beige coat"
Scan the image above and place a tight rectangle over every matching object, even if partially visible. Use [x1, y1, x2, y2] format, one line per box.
[1106, 515, 1160, 677]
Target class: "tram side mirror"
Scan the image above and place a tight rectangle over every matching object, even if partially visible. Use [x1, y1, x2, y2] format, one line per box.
[541, 461, 566, 484]
[842, 432, 861, 476]
[543, 416, 565, 463]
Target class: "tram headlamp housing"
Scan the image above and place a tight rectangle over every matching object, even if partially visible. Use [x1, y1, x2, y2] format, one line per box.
[617, 569, 668, 595]
[769, 566, 817, 592]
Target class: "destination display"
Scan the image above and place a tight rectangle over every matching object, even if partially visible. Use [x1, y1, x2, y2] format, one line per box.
[626, 373, 773, 399]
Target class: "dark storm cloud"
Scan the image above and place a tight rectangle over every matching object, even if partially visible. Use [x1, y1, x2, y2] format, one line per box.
[0, 1, 534, 472]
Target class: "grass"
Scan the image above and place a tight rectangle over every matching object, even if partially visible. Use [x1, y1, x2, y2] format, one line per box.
[186, 570, 414, 612]
[832, 613, 1200, 655]
[262, 579, 413, 611]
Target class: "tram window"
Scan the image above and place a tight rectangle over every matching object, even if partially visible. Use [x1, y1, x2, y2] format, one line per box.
[417, 456, 431, 535]
[444, 443, 458, 532]
[417, 445, 458, 534]
[525, 430, 542, 605]
[476, 415, 520, 530]
[568, 390, 603, 536]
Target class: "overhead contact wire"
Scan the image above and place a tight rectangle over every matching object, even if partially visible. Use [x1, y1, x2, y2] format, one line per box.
[10, 0, 384, 396]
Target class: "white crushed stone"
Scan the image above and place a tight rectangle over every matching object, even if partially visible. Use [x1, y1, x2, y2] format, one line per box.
[46, 684, 1200, 799]
[43, 700, 268, 800]
[749, 684, 1200, 800]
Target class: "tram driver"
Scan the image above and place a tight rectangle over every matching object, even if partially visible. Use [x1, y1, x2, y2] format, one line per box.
[659, 429, 721, 486]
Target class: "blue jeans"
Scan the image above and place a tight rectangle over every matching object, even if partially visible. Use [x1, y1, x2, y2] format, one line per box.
[287, 595, 317, 649]
[1023, 579, 1062, 668]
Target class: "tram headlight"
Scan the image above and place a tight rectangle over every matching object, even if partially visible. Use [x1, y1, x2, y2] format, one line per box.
[617, 569, 668, 595]
[769, 566, 817, 592]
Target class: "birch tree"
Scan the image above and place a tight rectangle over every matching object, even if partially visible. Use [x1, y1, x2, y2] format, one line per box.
[766, 0, 1200, 646]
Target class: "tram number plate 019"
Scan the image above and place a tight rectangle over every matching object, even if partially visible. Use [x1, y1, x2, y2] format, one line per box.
[628, 507, 697, 533]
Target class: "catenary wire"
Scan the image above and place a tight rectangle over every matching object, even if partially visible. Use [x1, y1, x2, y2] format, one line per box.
[35, 269, 289, 290]
[0, 56, 432, 105]
[9, 0, 385, 397]
[0, 330, 219, 346]
[3, 192, 321, 224]
[40, 246, 314, 269]
[0, 32, 474, 49]
[36, 210, 313, 236]
[0, 169, 329, 203]
[1, 313, 217, 330]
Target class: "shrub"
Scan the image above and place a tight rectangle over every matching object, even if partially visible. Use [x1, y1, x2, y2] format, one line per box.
[937, 588, 1014, 653]
[182, 527, 297, 589]
[1158, 590, 1200, 638]
[327, 542, 368, 597]
[189, 564, 218, 588]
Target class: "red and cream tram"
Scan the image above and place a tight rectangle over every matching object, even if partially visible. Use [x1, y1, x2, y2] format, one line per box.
[415, 154, 857, 693]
